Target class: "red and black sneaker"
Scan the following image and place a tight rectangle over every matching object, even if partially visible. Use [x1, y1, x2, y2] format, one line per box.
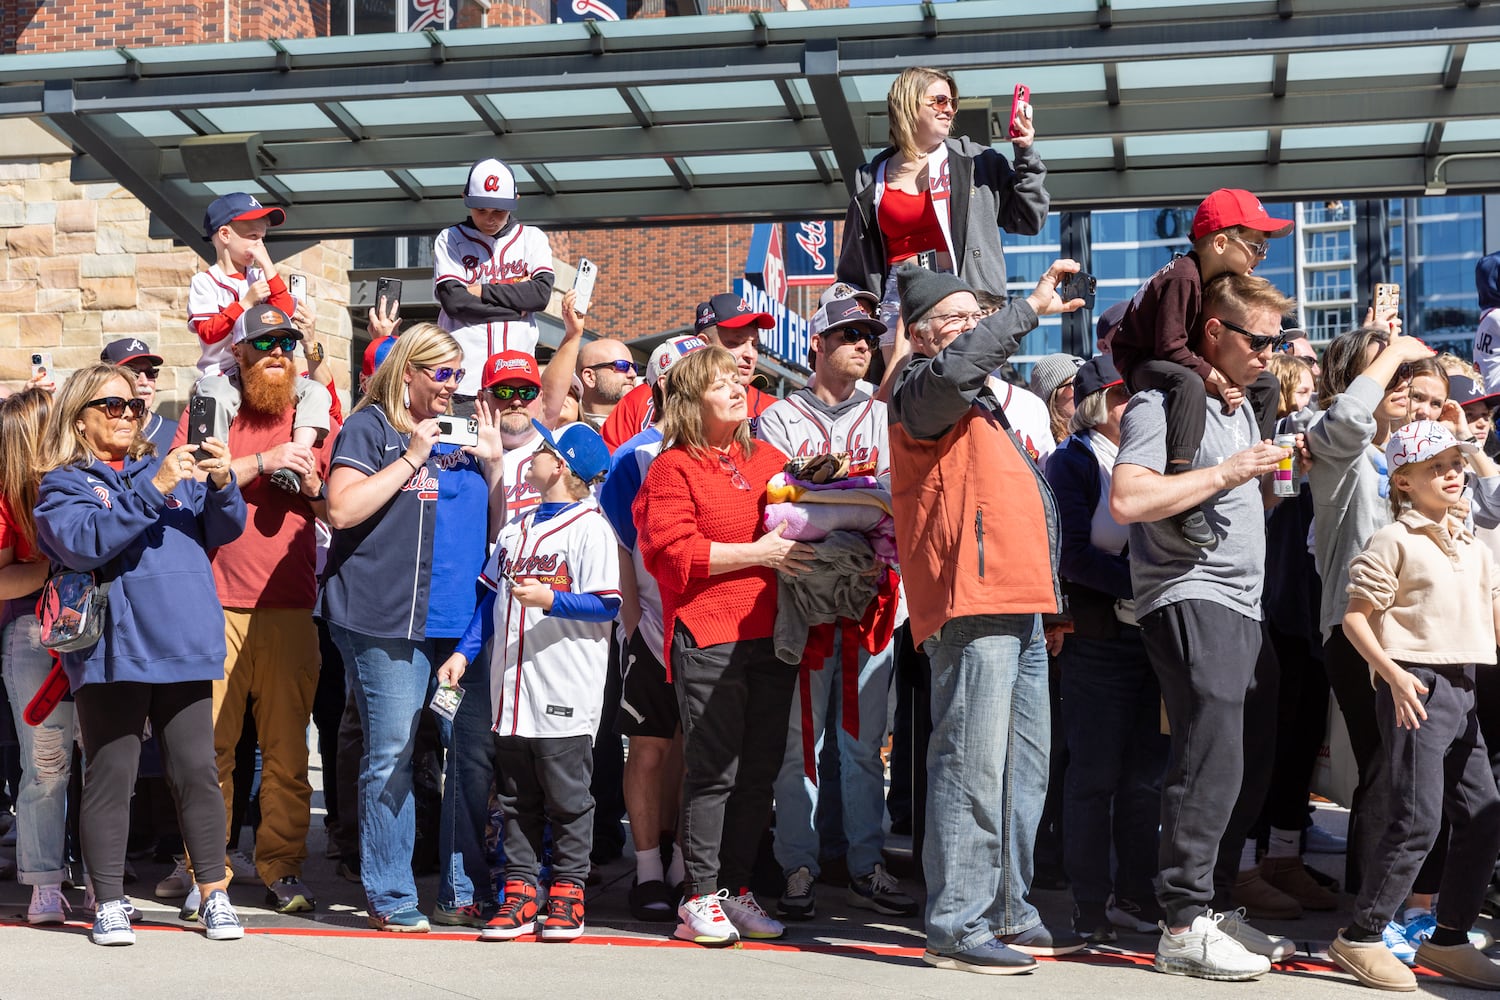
[539, 881, 586, 942]
[480, 880, 539, 941]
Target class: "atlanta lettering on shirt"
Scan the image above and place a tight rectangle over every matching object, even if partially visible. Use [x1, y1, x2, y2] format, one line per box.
[400, 466, 440, 501]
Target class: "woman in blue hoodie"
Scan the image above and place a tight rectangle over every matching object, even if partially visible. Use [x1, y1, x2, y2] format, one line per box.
[33, 364, 246, 948]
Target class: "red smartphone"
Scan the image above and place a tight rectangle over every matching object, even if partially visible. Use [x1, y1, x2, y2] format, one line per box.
[1009, 84, 1030, 139]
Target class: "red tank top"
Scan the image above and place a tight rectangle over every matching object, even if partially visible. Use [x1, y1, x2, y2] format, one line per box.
[879, 185, 946, 266]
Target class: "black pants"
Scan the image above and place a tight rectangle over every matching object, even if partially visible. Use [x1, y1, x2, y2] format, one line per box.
[74, 681, 228, 902]
[1128, 361, 1280, 467]
[312, 618, 346, 832]
[673, 628, 797, 898]
[590, 630, 627, 864]
[1141, 600, 1263, 925]
[494, 734, 595, 887]
[1212, 624, 1281, 895]
[1258, 625, 1330, 833]
[1324, 626, 1388, 894]
[1353, 666, 1500, 932]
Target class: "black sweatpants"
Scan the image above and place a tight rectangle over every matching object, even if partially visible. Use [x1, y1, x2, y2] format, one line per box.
[494, 733, 595, 887]
[1323, 626, 1389, 894]
[1258, 624, 1330, 832]
[1141, 600, 1263, 926]
[673, 629, 797, 899]
[1127, 360, 1280, 467]
[1212, 623, 1281, 894]
[74, 680, 228, 902]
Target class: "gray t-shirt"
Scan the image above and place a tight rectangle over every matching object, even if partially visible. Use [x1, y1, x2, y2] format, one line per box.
[1115, 390, 1266, 620]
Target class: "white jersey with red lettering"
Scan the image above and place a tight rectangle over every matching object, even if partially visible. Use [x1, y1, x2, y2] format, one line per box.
[187, 264, 273, 377]
[756, 387, 890, 483]
[500, 435, 544, 524]
[480, 499, 620, 739]
[434, 221, 554, 395]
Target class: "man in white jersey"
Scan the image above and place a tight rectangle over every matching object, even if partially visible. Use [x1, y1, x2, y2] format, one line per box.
[435, 158, 555, 402]
[755, 297, 915, 921]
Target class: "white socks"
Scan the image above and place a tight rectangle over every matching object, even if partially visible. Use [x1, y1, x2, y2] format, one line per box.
[1238, 838, 1259, 874]
[666, 844, 685, 888]
[1266, 827, 1301, 859]
[635, 846, 663, 885]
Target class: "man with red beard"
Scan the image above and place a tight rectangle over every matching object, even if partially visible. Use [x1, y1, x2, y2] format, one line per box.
[172, 302, 334, 914]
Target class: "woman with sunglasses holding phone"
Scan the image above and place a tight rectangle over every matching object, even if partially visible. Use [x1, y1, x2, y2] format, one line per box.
[33, 364, 246, 946]
[837, 66, 1048, 385]
[321, 323, 502, 933]
[633, 346, 816, 946]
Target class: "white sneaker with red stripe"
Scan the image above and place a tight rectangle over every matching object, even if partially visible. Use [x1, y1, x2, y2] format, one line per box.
[674, 890, 739, 946]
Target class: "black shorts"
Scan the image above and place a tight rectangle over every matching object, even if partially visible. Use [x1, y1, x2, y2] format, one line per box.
[618, 628, 679, 739]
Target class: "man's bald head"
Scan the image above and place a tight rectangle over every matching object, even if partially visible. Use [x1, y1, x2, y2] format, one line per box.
[578, 337, 638, 410]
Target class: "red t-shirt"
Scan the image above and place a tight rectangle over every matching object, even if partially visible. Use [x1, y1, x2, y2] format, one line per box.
[879, 186, 946, 266]
[173, 406, 333, 609]
[0, 494, 36, 563]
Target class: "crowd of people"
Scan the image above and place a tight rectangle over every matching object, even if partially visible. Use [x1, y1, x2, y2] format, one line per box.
[2, 61, 1500, 994]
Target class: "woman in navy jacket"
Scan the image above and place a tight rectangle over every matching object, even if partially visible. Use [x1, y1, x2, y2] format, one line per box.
[33, 364, 246, 947]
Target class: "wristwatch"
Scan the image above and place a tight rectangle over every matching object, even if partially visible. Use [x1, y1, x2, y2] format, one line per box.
[304, 340, 325, 364]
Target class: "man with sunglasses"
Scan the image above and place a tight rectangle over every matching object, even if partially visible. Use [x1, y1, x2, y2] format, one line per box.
[101, 338, 176, 457]
[576, 337, 640, 431]
[756, 297, 914, 922]
[169, 301, 335, 917]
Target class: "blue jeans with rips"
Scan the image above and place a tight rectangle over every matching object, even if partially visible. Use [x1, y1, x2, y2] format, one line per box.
[921, 613, 1050, 954]
[3, 614, 76, 886]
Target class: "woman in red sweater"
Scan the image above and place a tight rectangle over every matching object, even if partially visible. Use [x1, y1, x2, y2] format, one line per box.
[633, 346, 814, 948]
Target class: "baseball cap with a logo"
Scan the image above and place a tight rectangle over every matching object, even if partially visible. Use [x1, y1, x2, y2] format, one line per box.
[647, 335, 708, 386]
[811, 297, 886, 339]
[464, 158, 519, 212]
[481, 350, 542, 390]
[694, 293, 775, 336]
[1385, 419, 1479, 472]
[101, 338, 164, 367]
[203, 192, 286, 239]
[531, 419, 610, 485]
[1191, 189, 1293, 241]
[236, 303, 302, 345]
[818, 282, 879, 310]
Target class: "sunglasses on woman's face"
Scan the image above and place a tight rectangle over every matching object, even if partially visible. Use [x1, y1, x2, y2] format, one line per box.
[421, 365, 466, 385]
[85, 396, 147, 420]
[247, 334, 299, 354]
[488, 384, 540, 401]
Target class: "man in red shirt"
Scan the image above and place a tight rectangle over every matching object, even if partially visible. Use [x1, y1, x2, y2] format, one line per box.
[172, 303, 334, 915]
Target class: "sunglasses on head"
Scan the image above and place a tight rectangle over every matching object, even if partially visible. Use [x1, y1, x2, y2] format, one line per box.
[86, 396, 146, 420]
[247, 334, 299, 354]
[488, 384, 540, 401]
[586, 360, 640, 375]
[1219, 319, 1283, 353]
[422, 365, 467, 385]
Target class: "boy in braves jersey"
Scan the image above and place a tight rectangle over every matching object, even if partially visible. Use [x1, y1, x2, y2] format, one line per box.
[438, 421, 619, 943]
[756, 297, 916, 920]
[435, 158, 556, 400]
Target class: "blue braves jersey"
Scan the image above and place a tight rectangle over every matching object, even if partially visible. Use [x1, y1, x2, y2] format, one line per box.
[425, 442, 490, 638]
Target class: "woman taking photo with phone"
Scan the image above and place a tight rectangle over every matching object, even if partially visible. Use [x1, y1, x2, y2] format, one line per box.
[33, 364, 246, 947]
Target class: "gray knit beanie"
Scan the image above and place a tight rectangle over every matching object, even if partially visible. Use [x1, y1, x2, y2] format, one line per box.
[1028, 353, 1084, 405]
[896, 262, 972, 327]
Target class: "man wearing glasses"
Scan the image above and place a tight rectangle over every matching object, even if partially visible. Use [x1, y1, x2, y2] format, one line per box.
[170, 302, 333, 917]
[576, 338, 640, 431]
[101, 338, 176, 457]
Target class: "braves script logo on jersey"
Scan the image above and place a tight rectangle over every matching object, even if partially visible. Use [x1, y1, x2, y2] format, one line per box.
[794, 222, 829, 270]
[91, 485, 112, 509]
[469, 257, 530, 284]
[794, 433, 875, 466]
[930, 159, 952, 200]
[400, 466, 440, 501]
[506, 553, 574, 591]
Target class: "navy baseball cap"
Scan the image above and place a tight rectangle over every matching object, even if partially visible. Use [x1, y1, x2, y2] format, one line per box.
[101, 337, 164, 367]
[694, 293, 774, 335]
[1448, 374, 1500, 410]
[531, 419, 610, 485]
[203, 192, 286, 239]
[1074, 354, 1124, 400]
[811, 297, 886, 339]
[1096, 301, 1128, 347]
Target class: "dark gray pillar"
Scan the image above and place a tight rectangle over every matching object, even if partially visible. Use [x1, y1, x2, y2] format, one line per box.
[1059, 211, 1092, 357]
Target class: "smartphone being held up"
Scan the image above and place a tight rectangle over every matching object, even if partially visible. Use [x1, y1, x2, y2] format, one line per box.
[187, 395, 217, 462]
[287, 273, 307, 302]
[1009, 84, 1031, 139]
[1374, 282, 1400, 316]
[375, 276, 403, 317]
[573, 258, 598, 316]
[30, 352, 52, 383]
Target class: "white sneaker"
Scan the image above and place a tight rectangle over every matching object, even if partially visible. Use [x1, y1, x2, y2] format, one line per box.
[28, 883, 68, 925]
[227, 849, 258, 881]
[155, 856, 193, 899]
[720, 890, 785, 940]
[674, 890, 740, 946]
[1219, 907, 1296, 962]
[1154, 911, 1272, 981]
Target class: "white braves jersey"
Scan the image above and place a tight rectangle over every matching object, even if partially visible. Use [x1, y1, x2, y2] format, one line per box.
[757, 388, 890, 483]
[481, 500, 620, 739]
[187, 264, 277, 377]
[434, 222, 554, 395]
[500, 435, 544, 525]
[986, 376, 1057, 471]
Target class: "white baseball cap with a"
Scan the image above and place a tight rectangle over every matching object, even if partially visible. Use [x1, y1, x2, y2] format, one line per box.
[648, 335, 708, 386]
[464, 158, 519, 211]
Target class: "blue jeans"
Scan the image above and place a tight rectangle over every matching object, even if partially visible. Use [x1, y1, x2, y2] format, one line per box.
[1059, 629, 1168, 907]
[330, 623, 437, 919]
[772, 632, 894, 878]
[922, 613, 1049, 953]
[2, 614, 76, 886]
[438, 644, 495, 908]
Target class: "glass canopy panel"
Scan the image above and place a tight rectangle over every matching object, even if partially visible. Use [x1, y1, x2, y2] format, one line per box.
[851, 74, 903, 104]
[681, 152, 816, 175]
[201, 180, 270, 197]
[1111, 0, 1262, 9]
[281, 171, 399, 194]
[634, 81, 786, 113]
[343, 97, 479, 127]
[1463, 42, 1500, 72]
[118, 111, 197, 140]
[546, 159, 675, 182]
[1281, 122, 1427, 149]
[1287, 45, 1449, 81]
[1443, 119, 1500, 143]
[198, 103, 335, 135]
[1124, 130, 1268, 156]
[955, 66, 1107, 98]
[495, 89, 632, 120]
[128, 41, 277, 66]
[1118, 55, 1272, 90]
[1028, 137, 1114, 159]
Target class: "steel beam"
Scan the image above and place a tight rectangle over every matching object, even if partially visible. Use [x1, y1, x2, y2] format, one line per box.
[803, 39, 865, 196]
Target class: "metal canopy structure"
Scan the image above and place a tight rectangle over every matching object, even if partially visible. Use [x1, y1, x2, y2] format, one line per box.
[1, 0, 1498, 258]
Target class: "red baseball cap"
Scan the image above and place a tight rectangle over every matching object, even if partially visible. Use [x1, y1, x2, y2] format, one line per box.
[1191, 189, 1293, 241]
[482, 350, 542, 389]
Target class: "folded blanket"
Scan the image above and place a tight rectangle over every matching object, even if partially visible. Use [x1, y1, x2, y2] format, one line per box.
[764, 501, 889, 541]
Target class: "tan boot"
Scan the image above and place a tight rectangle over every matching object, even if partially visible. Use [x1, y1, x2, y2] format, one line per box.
[1231, 868, 1302, 920]
[1329, 933, 1418, 991]
[1416, 940, 1500, 990]
[1258, 856, 1338, 911]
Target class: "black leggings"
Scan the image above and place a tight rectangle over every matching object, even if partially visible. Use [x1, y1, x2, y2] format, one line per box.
[74, 681, 228, 902]
[1323, 627, 1388, 894]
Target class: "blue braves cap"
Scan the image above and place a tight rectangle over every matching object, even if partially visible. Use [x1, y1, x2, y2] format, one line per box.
[203, 192, 286, 239]
[531, 419, 610, 485]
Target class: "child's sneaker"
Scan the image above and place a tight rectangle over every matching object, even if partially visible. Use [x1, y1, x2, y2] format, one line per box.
[198, 888, 244, 940]
[269, 468, 302, 494]
[675, 890, 740, 946]
[1382, 920, 1417, 965]
[90, 897, 136, 946]
[539, 881, 585, 941]
[480, 880, 539, 941]
[1175, 507, 1215, 547]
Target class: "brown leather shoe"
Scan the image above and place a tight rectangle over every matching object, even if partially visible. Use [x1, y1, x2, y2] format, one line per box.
[1329, 933, 1418, 991]
[1416, 940, 1500, 989]
[1259, 856, 1338, 911]
[1231, 868, 1302, 920]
